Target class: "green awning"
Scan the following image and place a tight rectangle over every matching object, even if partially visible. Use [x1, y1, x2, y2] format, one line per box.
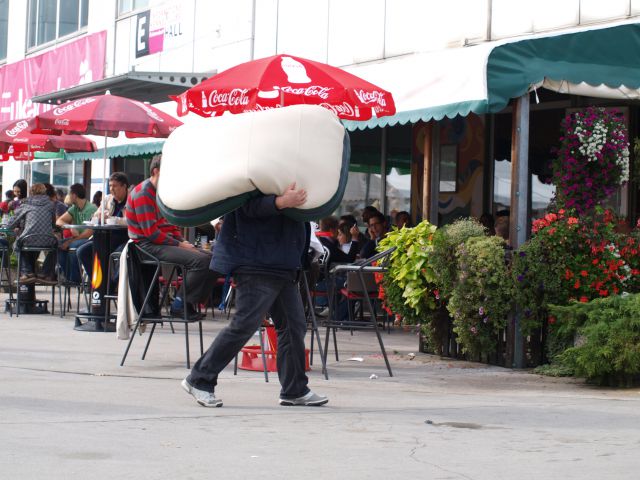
[64, 140, 165, 161]
[342, 20, 640, 131]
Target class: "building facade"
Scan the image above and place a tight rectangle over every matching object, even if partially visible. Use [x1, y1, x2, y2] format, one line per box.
[1, 0, 639, 226]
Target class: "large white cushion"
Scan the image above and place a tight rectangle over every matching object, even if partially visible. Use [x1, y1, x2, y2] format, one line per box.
[157, 104, 350, 225]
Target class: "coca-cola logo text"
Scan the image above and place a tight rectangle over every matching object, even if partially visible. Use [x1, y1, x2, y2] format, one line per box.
[320, 102, 357, 118]
[4, 120, 29, 137]
[279, 85, 331, 99]
[52, 97, 96, 116]
[134, 100, 165, 123]
[206, 89, 250, 108]
[353, 89, 386, 107]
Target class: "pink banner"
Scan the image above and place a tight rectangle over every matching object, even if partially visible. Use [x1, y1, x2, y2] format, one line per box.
[0, 31, 106, 123]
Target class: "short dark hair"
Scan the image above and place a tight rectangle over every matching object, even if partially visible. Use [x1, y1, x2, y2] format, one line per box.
[339, 214, 357, 228]
[43, 183, 56, 198]
[69, 183, 86, 199]
[319, 216, 338, 232]
[395, 211, 411, 227]
[5, 190, 15, 200]
[368, 212, 386, 225]
[149, 154, 162, 175]
[109, 171, 130, 187]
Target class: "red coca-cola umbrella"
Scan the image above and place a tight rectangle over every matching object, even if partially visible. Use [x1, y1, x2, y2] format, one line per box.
[35, 93, 182, 223]
[0, 117, 97, 161]
[35, 93, 182, 137]
[173, 53, 395, 121]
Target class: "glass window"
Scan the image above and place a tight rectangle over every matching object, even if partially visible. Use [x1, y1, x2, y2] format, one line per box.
[0, 0, 8, 61]
[118, 0, 149, 16]
[52, 159, 73, 188]
[59, 0, 80, 37]
[73, 160, 84, 185]
[28, 0, 88, 48]
[81, 0, 88, 27]
[31, 161, 52, 185]
[37, 0, 57, 46]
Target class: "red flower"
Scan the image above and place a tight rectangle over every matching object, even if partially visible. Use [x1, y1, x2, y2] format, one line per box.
[548, 315, 556, 325]
[580, 270, 588, 277]
[579, 296, 589, 303]
[567, 217, 578, 225]
[574, 280, 581, 289]
[599, 290, 609, 297]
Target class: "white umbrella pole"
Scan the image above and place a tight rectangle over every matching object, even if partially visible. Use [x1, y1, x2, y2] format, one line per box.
[101, 135, 107, 225]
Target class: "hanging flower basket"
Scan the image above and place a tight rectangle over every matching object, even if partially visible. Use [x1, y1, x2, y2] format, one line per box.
[552, 107, 629, 215]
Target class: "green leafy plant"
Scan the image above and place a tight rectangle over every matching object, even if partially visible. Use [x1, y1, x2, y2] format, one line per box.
[553, 294, 640, 386]
[378, 220, 438, 321]
[447, 236, 513, 357]
[429, 218, 487, 300]
[377, 221, 442, 349]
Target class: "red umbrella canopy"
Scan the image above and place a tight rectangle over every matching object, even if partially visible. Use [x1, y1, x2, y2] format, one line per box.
[0, 117, 97, 159]
[174, 54, 396, 121]
[36, 94, 183, 138]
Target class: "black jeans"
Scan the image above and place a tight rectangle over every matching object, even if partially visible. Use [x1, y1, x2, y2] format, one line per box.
[188, 272, 310, 400]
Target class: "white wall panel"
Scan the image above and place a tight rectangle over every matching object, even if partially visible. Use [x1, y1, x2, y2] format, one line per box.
[253, 0, 278, 59]
[532, 0, 579, 31]
[276, 0, 329, 61]
[193, 0, 253, 72]
[491, 0, 533, 39]
[580, 0, 630, 23]
[327, 0, 384, 66]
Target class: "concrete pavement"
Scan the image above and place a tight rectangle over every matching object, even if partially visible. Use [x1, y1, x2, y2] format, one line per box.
[1, 294, 639, 479]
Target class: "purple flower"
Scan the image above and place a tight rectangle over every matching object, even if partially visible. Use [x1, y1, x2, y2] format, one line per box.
[478, 306, 484, 316]
[517, 274, 524, 282]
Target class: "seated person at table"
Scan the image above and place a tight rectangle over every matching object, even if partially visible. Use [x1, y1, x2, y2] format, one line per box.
[77, 172, 131, 280]
[340, 214, 367, 244]
[126, 154, 218, 319]
[44, 183, 68, 220]
[10, 179, 28, 213]
[394, 210, 412, 229]
[359, 211, 388, 259]
[56, 183, 97, 283]
[315, 216, 337, 238]
[316, 216, 360, 264]
[6, 183, 57, 285]
[0, 190, 15, 215]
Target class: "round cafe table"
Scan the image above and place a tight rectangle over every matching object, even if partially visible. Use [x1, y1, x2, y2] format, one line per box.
[63, 223, 127, 331]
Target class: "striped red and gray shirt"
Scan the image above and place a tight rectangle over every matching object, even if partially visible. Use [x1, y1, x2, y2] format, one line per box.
[125, 178, 183, 246]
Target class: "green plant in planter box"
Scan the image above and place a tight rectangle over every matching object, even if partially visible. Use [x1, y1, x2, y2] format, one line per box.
[429, 218, 487, 300]
[447, 235, 513, 357]
[551, 294, 640, 386]
[377, 221, 439, 343]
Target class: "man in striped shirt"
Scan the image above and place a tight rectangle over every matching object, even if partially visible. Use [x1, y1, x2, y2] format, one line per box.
[125, 155, 218, 319]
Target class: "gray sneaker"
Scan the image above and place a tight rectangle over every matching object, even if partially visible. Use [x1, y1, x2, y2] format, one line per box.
[181, 378, 223, 407]
[279, 391, 328, 406]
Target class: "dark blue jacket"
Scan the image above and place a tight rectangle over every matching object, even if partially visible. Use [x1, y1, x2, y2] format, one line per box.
[211, 195, 306, 275]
